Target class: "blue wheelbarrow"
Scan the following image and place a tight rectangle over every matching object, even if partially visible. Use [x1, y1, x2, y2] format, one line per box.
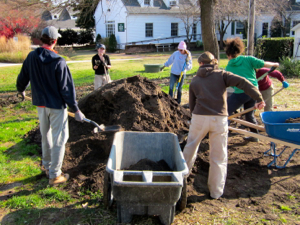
[228, 111, 300, 169]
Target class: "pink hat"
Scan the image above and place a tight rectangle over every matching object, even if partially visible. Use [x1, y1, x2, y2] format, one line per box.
[178, 41, 187, 50]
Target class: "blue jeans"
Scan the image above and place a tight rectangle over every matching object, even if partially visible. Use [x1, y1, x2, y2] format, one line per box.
[169, 73, 186, 104]
[227, 93, 258, 133]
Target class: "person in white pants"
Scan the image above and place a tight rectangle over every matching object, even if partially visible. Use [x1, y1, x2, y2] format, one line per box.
[183, 51, 265, 199]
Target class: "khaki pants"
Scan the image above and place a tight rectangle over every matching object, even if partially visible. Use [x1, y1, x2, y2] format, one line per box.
[94, 74, 111, 90]
[183, 114, 228, 199]
[260, 84, 274, 112]
[38, 107, 69, 179]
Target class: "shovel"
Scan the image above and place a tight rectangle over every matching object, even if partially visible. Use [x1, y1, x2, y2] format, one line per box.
[228, 86, 285, 120]
[19, 95, 121, 133]
[174, 62, 186, 101]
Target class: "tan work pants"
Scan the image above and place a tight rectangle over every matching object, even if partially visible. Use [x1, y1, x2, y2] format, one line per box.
[183, 114, 228, 199]
[94, 74, 111, 90]
[260, 84, 274, 112]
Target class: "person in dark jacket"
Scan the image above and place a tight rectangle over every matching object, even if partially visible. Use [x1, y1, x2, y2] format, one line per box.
[92, 44, 111, 90]
[16, 26, 85, 186]
[183, 51, 265, 199]
[256, 68, 289, 111]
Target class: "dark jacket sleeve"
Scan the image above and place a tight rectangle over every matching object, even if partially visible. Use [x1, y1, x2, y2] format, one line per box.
[223, 71, 263, 102]
[189, 80, 197, 113]
[56, 60, 79, 112]
[16, 57, 30, 92]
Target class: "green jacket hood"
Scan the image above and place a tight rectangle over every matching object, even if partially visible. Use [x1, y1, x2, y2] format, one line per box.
[227, 55, 244, 67]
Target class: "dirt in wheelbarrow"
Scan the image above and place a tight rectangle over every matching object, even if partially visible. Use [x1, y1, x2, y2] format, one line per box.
[285, 117, 300, 123]
[24, 75, 300, 224]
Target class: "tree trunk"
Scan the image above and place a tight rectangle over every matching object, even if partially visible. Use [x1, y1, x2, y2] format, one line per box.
[199, 0, 219, 60]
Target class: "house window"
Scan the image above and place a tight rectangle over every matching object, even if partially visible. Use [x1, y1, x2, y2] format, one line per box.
[106, 21, 115, 37]
[236, 21, 244, 34]
[171, 23, 178, 36]
[262, 22, 268, 36]
[170, 0, 177, 6]
[192, 23, 197, 40]
[231, 22, 235, 35]
[144, 0, 150, 5]
[145, 23, 153, 37]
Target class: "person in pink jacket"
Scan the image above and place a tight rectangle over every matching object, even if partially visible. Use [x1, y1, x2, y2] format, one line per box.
[256, 68, 289, 111]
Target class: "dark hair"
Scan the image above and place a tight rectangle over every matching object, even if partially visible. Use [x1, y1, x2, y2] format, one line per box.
[198, 51, 218, 65]
[40, 34, 56, 45]
[225, 37, 245, 58]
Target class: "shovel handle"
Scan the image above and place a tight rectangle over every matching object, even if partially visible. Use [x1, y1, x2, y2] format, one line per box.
[228, 87, 285, 119]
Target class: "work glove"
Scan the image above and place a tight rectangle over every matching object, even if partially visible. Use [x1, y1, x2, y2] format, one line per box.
[17, 91, 25, 101]
[160, 65, 165, 71]
[75, 110, 85, 122]
[282, 81, 289, 88]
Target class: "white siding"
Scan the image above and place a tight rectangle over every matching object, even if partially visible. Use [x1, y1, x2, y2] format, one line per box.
[126, 14, 200, 44]
[94, 0, 127, 46]
[255, 14, 274, 38]
[293, 26, 300, 59]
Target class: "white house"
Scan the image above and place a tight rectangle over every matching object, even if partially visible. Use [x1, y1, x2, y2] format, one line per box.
[94, 0, 202, 49]
[291, 23, 300, 59]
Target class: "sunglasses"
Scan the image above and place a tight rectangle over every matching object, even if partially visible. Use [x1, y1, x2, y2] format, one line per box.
[99, 48, 105, 50]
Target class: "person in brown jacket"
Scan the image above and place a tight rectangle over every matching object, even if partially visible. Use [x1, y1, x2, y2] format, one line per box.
[183, 51, 265, 199]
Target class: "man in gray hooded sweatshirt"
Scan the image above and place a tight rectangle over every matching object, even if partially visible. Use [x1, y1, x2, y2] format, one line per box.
[16, 26, 85, 186]
[183, 51, 265, 199]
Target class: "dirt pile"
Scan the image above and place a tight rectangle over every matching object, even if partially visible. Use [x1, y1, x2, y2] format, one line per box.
[62, 75, 191, 192]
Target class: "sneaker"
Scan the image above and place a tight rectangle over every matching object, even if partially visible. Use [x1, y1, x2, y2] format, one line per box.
[49, 173, 69, 186]
[243, 136, 259, 142]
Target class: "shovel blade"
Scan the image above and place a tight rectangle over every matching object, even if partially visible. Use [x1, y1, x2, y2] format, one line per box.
[93, 125, 122, 133]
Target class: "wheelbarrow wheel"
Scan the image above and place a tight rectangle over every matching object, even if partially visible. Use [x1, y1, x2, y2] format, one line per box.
[176, 176, 187, 211]
[103, 171, 113, 209]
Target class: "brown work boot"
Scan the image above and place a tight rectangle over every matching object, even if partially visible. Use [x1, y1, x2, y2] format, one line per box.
[49, 173, 69, 186]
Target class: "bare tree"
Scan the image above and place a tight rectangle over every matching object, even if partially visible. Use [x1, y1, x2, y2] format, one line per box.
[269, 0, 300, 37]
[199, 0, 219, 60]
[176, 1, 200, 48]
[214, 0, 248, 50]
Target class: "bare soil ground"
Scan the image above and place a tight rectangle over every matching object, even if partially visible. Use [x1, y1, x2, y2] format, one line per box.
[1, 75, 300, 224]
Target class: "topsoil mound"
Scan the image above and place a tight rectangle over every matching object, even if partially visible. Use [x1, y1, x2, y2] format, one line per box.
[62, 75, 191, 192]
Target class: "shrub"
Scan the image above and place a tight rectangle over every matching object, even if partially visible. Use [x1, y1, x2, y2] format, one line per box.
[102, 37, 110, 50]
[96, 34, 102, 44]
[57, 29, 78, 46]
[279, 56, 300, 78]
[108, 34, 117, 52]
[78, 29, 94, 44]
[255, 37, 293, 61]
[0, 34, 31, 63]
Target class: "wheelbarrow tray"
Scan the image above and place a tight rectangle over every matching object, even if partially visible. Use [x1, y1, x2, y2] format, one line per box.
[105, 131, 189, 225]
[260, 111, 300, 145]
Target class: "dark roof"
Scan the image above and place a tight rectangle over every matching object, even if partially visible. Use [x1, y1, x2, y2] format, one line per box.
[46, 20, 80, 30]
[121, 0, 195, 14]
